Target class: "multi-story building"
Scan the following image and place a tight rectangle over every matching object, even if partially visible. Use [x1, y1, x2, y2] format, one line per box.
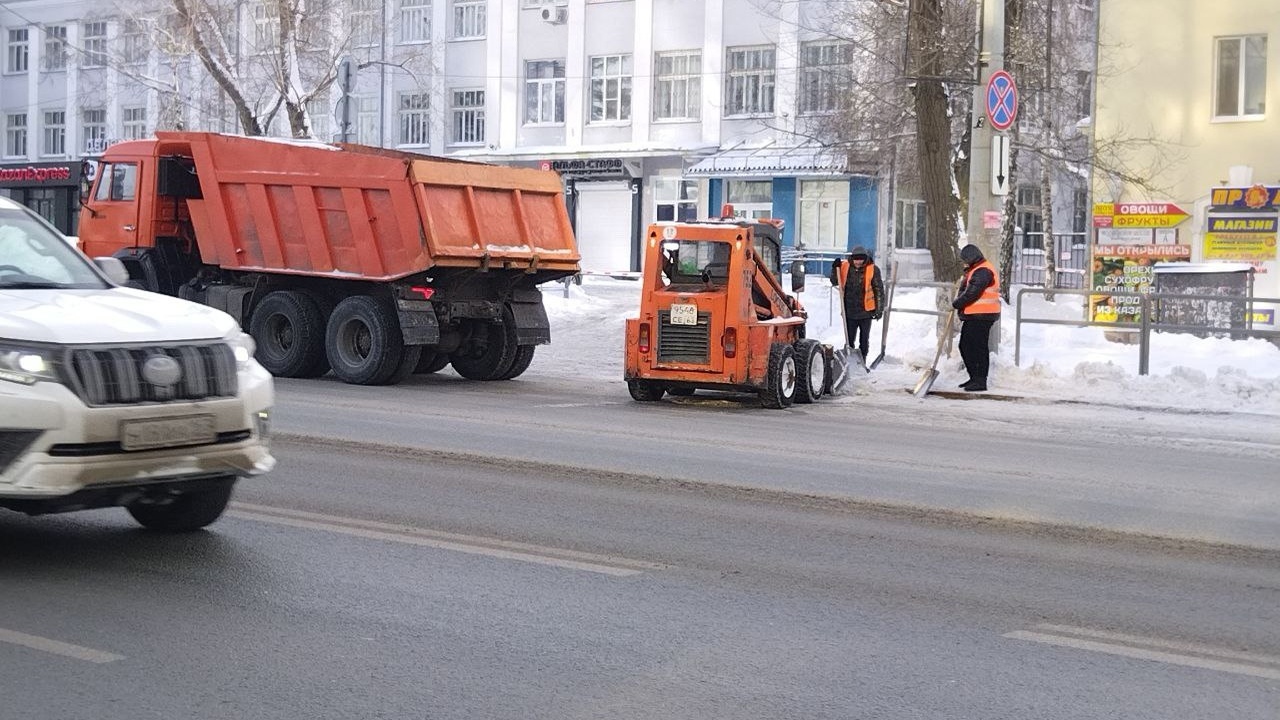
[0, 0, 882, 272]
[1094, 0, 1280, 326]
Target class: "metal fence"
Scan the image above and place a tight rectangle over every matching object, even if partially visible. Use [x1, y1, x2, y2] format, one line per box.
[1013, 287, 1280, 375]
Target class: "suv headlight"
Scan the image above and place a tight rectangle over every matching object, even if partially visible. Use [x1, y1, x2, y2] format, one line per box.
[226, 331, 257, 371]
[0, 341, 59, 386]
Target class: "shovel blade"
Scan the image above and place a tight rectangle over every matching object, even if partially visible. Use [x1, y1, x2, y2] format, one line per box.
[829, 348, 851, 393]
[868, 351, 885, 370]
[911, 368, 939, 397]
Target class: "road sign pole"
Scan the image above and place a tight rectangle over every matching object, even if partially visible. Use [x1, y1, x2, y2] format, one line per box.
[966, 0, 1007, 264]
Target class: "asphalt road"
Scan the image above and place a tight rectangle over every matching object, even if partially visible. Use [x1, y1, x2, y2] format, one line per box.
[2, 437, 1278, 719]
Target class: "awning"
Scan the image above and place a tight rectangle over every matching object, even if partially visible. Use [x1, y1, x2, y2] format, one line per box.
[684, 146, 849, 177]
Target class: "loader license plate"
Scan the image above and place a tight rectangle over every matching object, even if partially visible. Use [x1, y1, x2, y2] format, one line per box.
[121, 415, 217, 451]
[670, 303, 698, 326]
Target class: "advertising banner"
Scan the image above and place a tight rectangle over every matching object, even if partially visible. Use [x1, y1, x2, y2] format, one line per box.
[1089, 244, 1191, 323]
[1203, 213, 1278, 277]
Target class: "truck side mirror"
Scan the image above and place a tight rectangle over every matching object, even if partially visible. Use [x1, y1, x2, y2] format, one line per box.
[790, 259, 806, 293]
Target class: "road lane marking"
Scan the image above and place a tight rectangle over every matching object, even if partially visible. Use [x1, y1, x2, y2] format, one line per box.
[229, 502, 663, 577]
[0, 627, 124, 664]
[1004, 624, 1280, 681]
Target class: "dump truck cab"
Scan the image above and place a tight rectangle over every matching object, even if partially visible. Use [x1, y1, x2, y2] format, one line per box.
[624, 214, 831, 408]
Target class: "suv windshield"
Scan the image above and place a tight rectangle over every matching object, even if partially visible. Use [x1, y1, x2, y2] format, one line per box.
[0, 206, 107, 289]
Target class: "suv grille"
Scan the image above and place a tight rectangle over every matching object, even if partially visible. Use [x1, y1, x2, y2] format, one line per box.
[64, 344, 238, 406]
[657, 310, 711, 365]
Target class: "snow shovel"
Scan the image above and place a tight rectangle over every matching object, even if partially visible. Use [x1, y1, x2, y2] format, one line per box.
[912, 307, 957, 397]
[868, 260, 899, 370]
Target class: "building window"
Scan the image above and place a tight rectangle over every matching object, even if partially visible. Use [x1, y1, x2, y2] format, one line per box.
[42, 111, 66, 156]
[398, 92, 430, 146]
[307, 98, 330, 141]
[122, 19, 149, 65]
[7, 29, 29, 73]
[82, 108, 108, 153]
[450, 90, 485, 144]
[1071, 187, 1088, 237]
[525, 60, 565, 125]
[4, 113, 27, 157]
[253, 2, 280, 51]
[894, 200, 927, 249]
[82, 22, 108, 68]
[122, 106, 148, 139]
[43, 26, 67, 72]
[589, 54, 631, 122]
[399, 0, 431, 43]
[725, 179, 773, 219]
[799, 41, 852, 115]
[653, 51, 700, 121]
[357, 95, 380, 144]
[353, 0, 380, 47]
[1215, 35, 1266, 118]
[453, 0, 486, 39]
[654, 177, 698, 222]
[725, 45, 775, 116]
[799, 180, 849, 250]
[1016, 185, 1043, 250]
[1075, 70, 1092, 118]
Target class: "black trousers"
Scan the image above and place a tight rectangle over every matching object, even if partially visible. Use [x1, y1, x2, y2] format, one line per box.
[958, 315, 997, 383]
[844, 316, 873, 360]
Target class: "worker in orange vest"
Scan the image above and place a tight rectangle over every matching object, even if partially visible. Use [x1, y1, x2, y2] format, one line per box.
[829, 245, 885, 364]
[952, 243, 1001, 392]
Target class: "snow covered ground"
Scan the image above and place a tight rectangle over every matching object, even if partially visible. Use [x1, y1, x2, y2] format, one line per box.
[538, 274, 1280, 417]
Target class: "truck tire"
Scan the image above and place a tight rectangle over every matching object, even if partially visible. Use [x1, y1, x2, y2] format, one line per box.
[793, 338, 826, 404]
[127, 478, 235, 532]
[250, 290, 329, 378]
[496, 345, 536, 380]
[325, 295, 408, 385]
[413, 351, 451, 374]
[628, 379, 665, 401]
[451, 309, 518, 380]
[760, 343, 797, 409]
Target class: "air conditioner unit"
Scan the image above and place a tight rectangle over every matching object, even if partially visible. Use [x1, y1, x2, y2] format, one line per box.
[541, 6, 568, 24]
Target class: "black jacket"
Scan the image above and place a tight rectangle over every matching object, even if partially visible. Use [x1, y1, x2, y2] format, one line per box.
[952, 265, 999, 320]
[830, 261, 885, 319]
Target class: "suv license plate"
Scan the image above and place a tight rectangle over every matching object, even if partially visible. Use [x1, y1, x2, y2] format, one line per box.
[121, 415, 218, 451]
[669, 303, 698, 325]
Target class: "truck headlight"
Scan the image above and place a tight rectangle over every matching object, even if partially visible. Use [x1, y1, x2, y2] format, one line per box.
[226, 331, 257, 371]
[0, 342, 59, 385]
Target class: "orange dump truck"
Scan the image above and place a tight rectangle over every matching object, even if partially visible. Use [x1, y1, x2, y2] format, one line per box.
[78, 132, 580, 385]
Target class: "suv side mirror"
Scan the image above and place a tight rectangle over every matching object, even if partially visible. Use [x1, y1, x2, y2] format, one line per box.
[94, 256, 131, 285]
[790, 259, 806, 293]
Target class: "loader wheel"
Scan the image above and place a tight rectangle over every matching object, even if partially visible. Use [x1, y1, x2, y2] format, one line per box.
[628, 380, 665, 402]
[325, 295, 409, 385]
[496, 345, 536, 380]
[793, 339, 826, 404]
[250, 290, 329, 378]
[451, 310, 518, 380]
[413, 351, 452, 374]
[760, 343, 797, 409]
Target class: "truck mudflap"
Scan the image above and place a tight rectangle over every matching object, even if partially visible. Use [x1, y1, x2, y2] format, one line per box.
[509, 300, 551, 345]
[395, 298, 441, 345]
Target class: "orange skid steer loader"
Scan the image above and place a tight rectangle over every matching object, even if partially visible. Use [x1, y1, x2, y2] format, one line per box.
[623, 216, 834, 409]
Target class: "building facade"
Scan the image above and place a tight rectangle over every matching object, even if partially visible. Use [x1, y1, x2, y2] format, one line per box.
[0, 0, 882, 270]
[1094, 0, 1280, 328]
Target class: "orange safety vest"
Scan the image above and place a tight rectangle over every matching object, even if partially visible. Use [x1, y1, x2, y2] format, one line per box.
[961, 259, 1001, 314]
[837, 261, 878, 312]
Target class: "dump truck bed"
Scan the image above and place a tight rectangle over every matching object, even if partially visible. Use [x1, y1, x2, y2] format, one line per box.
[162, 132, 579, 281]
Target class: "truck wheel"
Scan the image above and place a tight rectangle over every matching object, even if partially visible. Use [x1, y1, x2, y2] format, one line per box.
[250, 290, 329, 378]
[127, 478, 235, 532]
[793, 339, 826, 404]
[385, 345, 423, 385]
[451, 309, 518, 380]
[413, 351, 451, 374]
[760, 343, 797, 409]
[667, 387, 695, 396]
[628, 380, 665, 401]
[496, 345, 536, 380]
[325, 295, 407, 385]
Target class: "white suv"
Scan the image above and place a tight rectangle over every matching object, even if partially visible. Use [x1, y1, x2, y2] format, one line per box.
[0, 196, 274, 531]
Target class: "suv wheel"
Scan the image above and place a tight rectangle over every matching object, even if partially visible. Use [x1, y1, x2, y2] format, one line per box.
[127, 478, 235, 532]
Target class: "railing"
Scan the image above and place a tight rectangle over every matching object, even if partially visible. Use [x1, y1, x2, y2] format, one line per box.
[1010, 233, 1089, 288]
[1014, 287, 1280, 375]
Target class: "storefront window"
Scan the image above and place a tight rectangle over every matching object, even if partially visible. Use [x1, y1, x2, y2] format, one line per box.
[725, 180, 772, 219]
[799, 180, 848, 250]
[654, 177, 698, 222]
